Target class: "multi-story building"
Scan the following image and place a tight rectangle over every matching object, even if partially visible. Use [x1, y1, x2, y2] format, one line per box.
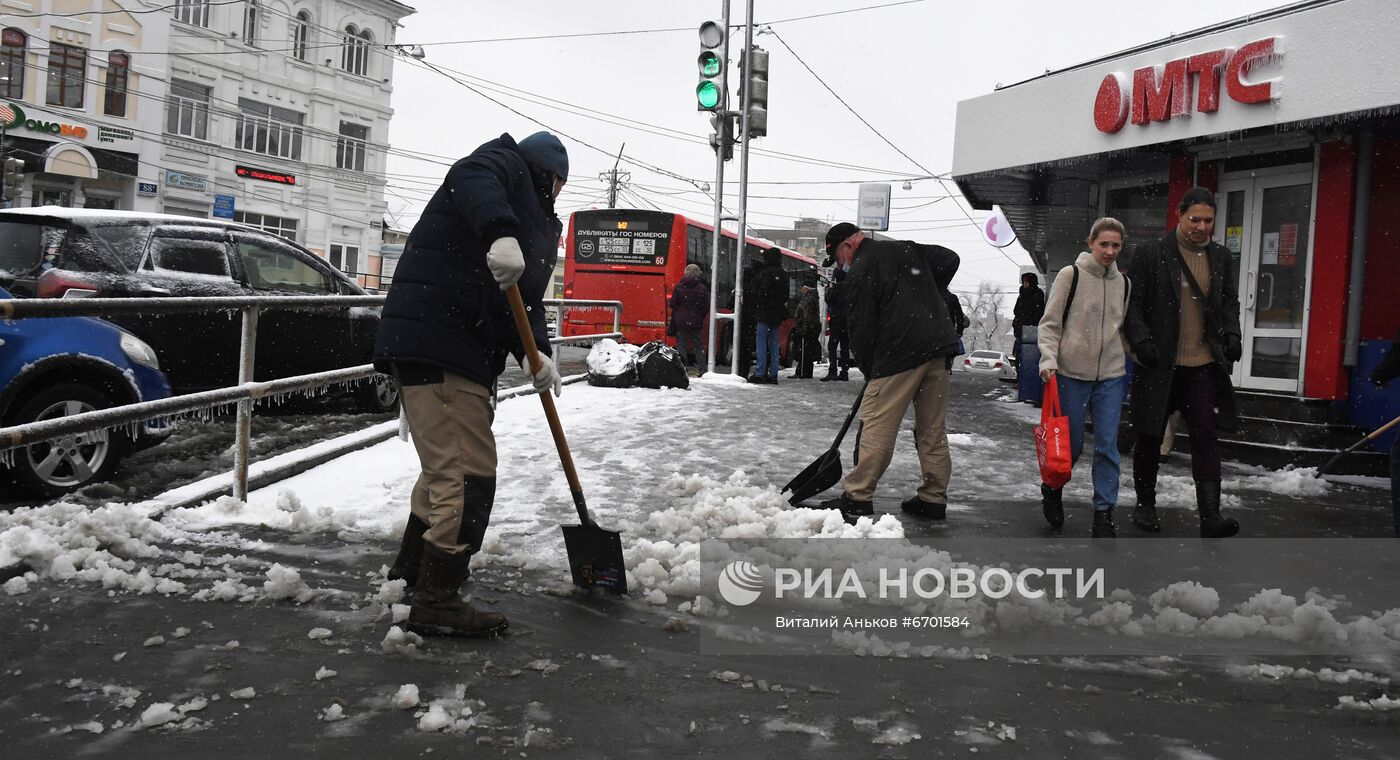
[159, 0, 414, 282]
[1, 1, 168, 210]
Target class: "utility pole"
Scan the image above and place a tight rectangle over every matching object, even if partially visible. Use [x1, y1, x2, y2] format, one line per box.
[704, 1, 733, 376]
[605, 143, 626, 208]
[729, 0, 757, 378]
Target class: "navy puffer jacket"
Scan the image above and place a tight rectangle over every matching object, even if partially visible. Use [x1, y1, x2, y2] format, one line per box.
[374, 134, 560, 386]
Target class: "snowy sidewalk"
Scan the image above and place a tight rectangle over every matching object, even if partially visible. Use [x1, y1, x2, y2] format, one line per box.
[1, 368, 1397, 756]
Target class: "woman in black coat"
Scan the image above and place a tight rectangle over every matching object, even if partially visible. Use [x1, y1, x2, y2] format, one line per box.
[1123, 187, 1242, 538]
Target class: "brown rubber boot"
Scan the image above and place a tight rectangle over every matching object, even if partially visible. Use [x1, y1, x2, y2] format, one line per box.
[407, 544, 508, 638]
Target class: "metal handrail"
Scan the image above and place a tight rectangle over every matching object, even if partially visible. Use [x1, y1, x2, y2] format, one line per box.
[3, 294, 625, 501]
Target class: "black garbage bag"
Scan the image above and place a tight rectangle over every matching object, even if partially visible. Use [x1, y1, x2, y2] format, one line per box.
[635, 341, 689, 389]
[586, 339, 639, 388]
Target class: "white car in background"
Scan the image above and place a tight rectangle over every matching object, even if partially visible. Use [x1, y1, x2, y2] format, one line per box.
[961, 350, 1015, 379]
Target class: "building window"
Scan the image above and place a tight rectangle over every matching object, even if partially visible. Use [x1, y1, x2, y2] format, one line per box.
[341, 25, 371, 76]
[103, 51, 130, 117]
[172, 0, 210, 28]
[291, 11, 310, 61]
[242, 0, 258, 45]
[336, 121, 368, 172]
[328, 243, 358, 274]
[166, 79, 211, 140]
[46, 43, 86, 108]
[1, 28, 25, 100]
[232, 211, 299, 242]
[235, 98, 305, 160]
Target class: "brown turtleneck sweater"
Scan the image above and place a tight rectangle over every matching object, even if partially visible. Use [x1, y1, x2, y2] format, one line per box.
[1175, 228, 1214, 367]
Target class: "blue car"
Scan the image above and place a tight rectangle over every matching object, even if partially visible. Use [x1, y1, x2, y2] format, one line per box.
[1, 286, 173, 497]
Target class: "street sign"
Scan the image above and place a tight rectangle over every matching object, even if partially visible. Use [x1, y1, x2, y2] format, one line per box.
[213, 194, 236, 219]
[857, 183, 891, 231]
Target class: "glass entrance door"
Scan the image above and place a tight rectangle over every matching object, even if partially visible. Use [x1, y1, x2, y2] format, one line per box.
[1215, 168, 1312, 393]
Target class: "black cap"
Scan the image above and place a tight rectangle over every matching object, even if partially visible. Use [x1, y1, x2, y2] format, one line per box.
[824, 222, 860, 267]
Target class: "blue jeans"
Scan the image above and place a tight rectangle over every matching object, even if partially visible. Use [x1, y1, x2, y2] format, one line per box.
[1056, 375, 1125, 511]
[756, 322, 780, 378]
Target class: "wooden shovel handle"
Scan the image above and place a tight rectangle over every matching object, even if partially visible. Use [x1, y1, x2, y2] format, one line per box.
[506, 284, 591, 524]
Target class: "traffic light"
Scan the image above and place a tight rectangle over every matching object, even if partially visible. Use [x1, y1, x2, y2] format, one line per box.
[708, 114, 733, 161]
[738, 46, 769, 138]
[2, 157, 23, 203]
[696, 21, 724, 112]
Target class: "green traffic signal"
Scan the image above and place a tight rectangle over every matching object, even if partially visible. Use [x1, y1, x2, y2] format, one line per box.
[698, 50, 721, 77]
[696, 81, 720, 110]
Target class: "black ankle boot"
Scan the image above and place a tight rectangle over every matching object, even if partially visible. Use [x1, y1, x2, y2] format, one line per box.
[1040, 484, 1064, 528]
[387, 514, 428, 587]
[1196, 481, 1239, 538]
[1132, 500, 1161, 532]
[1091, 508, 1117, 538]
[901, 495, 946, 520]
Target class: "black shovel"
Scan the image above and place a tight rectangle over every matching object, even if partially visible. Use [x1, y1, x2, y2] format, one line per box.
[1314, 411, 1400, 478]
[507, 285, 628, 594]
[782, 383, 866, 505]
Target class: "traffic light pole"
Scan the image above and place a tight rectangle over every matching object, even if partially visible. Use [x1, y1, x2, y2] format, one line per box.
[704, 0, 732, 376]
[730, 0, 757, 378]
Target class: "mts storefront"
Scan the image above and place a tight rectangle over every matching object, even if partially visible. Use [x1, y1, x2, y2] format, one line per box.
[952, 0, 1399, 439]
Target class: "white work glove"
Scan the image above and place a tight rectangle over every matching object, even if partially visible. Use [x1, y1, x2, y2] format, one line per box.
[487, 236, 525, 290]
[531, 354, 563, 397]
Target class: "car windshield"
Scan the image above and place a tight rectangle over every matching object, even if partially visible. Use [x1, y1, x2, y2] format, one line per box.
[971, 351, 1002, 359]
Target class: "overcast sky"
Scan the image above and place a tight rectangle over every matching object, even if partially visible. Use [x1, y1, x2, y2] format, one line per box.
[382, 0, 1284, 293]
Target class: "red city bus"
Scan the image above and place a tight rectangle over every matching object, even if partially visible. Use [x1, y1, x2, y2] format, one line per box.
[561, 208, 818, 366]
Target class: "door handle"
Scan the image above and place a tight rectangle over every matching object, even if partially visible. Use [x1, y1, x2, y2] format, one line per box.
[1246, 271, 1256, 310]
[1260, 273, 1275, 310]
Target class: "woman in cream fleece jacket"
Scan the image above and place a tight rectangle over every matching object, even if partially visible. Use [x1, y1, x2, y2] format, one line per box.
[1036, 218, 1131, 538]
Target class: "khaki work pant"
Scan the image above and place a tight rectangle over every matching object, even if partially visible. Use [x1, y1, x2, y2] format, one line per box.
[842, 359, 951, 503]
[400, 373, 497, 554]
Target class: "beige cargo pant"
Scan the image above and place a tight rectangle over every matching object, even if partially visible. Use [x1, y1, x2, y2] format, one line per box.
[842, 359, 951, 504]
[400, 372, 497, 554]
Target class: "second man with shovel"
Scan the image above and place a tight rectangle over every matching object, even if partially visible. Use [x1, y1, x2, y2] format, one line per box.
[818, 223, 963, 525]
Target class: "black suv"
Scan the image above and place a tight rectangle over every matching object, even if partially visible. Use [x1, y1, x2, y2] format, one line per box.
[0, 208, 397, 412]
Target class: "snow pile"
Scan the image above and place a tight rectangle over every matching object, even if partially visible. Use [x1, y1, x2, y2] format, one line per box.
[1226, 663, 1391, 685]
[1336, 694, 1400, 711]
[262, 564, 315, 603]
[392, 684, 420, 709]
[1230, 465, 1330, 498]
[412, 685, 481, 733]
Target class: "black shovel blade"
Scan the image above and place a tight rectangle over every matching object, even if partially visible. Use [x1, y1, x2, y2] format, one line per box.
[561, 523, 629, 595]
[782, 448, 843, 506]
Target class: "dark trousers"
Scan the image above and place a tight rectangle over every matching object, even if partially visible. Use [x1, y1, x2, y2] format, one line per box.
[828, 330, 850, 372]
[1134, 364, 1224, 488]
[1391, 435, 1400, 537]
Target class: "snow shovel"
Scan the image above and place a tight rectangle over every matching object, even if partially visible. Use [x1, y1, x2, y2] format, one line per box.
[782, 383, 866, 505]
[1314, 411, 1400, 478]
[506, 285, 628, 595]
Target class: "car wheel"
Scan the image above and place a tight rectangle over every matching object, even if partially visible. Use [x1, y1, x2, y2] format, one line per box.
[357, 372, 400, 413]
[7, 384, 123, 497]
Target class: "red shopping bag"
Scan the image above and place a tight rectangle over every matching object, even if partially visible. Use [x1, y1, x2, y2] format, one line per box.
[1034, 375, 1073, 488]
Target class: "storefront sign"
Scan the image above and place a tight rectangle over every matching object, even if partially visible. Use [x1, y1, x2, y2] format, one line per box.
[1094, 37, 1281, 133]
[235, 164, 296, 185]
[0, 100, 88, 139]
[137, 182, 158, 196]
[165, 169, 208, 193]
[982, 205, 1017, 248]
[213, 194, 236, 219]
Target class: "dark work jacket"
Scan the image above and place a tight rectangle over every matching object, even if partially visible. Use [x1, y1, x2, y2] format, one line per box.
[751, 264, 789, 325]
[1013, 284, 1045, 329]
[845, 239, 961, 379]
[825, 279, 848, 333]
[943, 290, 969, 336]
[1124, 232, 1242, 437]
[794, 289, 820, 339]
[669, 274, 710, 332]
[374, 134, 559, 387]
[1372, 327, 1400, 387]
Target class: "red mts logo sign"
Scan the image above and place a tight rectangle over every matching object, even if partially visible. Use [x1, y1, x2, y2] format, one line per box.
[1093, 37, 1281, 134]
